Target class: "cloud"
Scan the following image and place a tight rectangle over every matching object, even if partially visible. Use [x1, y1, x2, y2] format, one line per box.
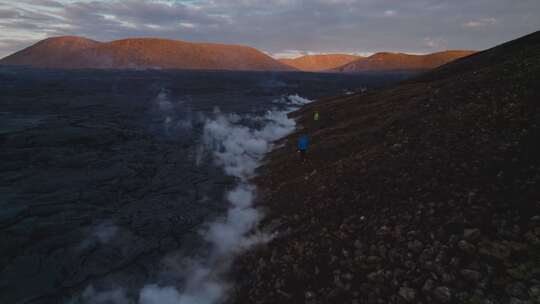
[423, 37, 448, 49]
[179, 22, 195, 29]
[271, 49, 372, 59]
[463, 17, 497, 28]
[0, 0, 540, 58]
[384, 9, 396, 17]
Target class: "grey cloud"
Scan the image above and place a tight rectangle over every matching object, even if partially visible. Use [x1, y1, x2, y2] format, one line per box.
[0, 38, 35, 57]
[0, 0, 539, 58]
[0, 8, 21, 18]
[25, 0, 63, 7]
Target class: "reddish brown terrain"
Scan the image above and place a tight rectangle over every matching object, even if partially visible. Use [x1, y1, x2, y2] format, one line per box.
[279, 54, 362, 72]
[335, 50, 476, 72]
[233, 31, 540, 303]
[0, 36, 294, 71]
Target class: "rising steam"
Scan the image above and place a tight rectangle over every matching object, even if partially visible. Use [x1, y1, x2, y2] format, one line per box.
[71, 94, 311, 304]
[138, 95, 310, 304]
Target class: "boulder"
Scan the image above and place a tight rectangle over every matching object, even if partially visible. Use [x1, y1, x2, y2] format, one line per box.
[433, 286, 452, 303]
[463, 228, 482, 243]
[399, 287, 416, 302]
[506, 282, 528, 300]
[460, 269, 482, 283]
[478, 241, 510, 261]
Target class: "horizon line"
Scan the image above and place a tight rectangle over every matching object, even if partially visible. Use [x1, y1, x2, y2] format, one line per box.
[1, 35, 478, 61]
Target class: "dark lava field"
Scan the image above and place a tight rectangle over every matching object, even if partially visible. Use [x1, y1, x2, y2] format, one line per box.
[0, 67, 412, 303]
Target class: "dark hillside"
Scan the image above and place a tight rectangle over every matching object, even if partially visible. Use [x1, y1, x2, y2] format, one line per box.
[233, 31, 540, 304]
[415, 31, 540, 82]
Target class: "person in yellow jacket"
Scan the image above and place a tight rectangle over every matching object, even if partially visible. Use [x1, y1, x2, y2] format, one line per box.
[313, 111, 322, 129]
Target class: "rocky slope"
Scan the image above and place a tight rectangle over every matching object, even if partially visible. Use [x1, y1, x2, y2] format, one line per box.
[0, 36, 294, 71]
[233, 31, 540, 304]
[279, 54, 362, 72]
[335, 50, 475, 72]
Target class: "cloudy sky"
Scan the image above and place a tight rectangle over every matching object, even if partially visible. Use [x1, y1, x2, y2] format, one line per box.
[0, 0, 539, 58]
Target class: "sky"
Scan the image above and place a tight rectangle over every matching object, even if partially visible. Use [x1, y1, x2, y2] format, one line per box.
[0, 0, 539, 58]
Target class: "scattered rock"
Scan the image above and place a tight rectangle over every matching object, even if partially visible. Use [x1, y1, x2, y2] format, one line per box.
[506, 282, 528, 300]
[276, 289, 292, 299]
[399, 287, 416, 302]
[460, 269, 482, 283]
[433, 286, 452, 303]
[478, 241, 511, 261]
[457, 240, 476, 255]
[445, 217, 464, 235]
[367, 270, 385, 283]
[367, 255, 382, 264]
[529, 285, 540, 301]
[422, 279, 435, 293]
[442, 273, 455, 284]
[508, 298, 527, 304]
[257, 258, 266, 271]
[305, 291, 315, 300]
[407, 240, 423, 253]
[463, 228, 482, 242]
[507, 265, 531, 280]
[505, 241, 527, 253]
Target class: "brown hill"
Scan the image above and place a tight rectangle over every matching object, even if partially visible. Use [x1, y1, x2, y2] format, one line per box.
[335, 50, 475, 72]
[279, 54, 362, 71]
[0, 36, 100, 67]
[0, 36, 294, 71]
[234, 31, 540, 304]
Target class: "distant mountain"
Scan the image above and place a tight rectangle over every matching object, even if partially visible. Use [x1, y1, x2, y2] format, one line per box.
[335, 50, 476, 72]
[0, 36, 294, 71]
[278, 54, 362, 71]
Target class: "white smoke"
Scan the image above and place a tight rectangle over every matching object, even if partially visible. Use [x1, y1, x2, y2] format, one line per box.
[156, 90, 175, 112]
[138, 95, 311, 304]
[72, 94, 312, 304]
[153, 89, 195, 136]
[287, 94, 312, 106]
[69, 285, 129, 304]
[93, 222, 119, 244]
[78, 221, 119, 250]
[201, 110, 296, 179]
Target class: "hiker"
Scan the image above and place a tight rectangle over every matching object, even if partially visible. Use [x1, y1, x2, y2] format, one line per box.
[297, 135, 309, 162]
[313, 111, 322, 129]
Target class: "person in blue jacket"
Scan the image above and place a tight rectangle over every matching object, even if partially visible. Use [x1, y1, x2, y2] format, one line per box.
[297, 135, 309, 162]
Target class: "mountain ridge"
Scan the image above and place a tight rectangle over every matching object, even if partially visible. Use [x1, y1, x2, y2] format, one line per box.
[0, 36, 295, 71]
[1, 36, 475, 72]
[278, 54, 362, 71]
[335, 50, 476, 72]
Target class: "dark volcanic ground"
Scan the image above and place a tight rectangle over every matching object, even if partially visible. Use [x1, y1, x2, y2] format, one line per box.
[0, 67, 413, 303]
[233, 31, 540, 304]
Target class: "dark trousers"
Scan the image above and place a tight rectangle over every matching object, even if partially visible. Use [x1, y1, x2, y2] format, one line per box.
[299, 149, 306, 161]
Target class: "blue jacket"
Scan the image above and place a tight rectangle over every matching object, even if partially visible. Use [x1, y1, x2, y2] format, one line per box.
[298, 136, 309, 151]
